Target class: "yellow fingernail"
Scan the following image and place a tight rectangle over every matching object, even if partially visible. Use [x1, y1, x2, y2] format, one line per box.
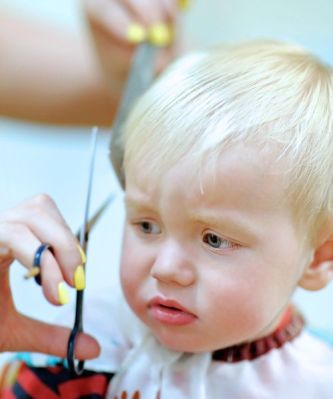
[74, 265, 85, 291]
[179, 0, 190, 11]
[23, 267, 40, 280]
[148, 23, 173, 47]
[57, 282, 69, 305]
[127, 23, 147, 44]
[77, 244, 86, 264]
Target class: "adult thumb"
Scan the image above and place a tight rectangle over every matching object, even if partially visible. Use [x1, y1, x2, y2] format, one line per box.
[12, 314, 100, 360]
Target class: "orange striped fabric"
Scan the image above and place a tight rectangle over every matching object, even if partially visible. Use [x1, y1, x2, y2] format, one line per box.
[0, 362, 113, 398]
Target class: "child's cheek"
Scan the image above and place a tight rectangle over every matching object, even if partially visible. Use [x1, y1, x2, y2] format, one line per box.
[208, 274, 279, 344]
[120, 228, 145, 313]
[120, 258, 141, 317]
[120, 250, 138, 296]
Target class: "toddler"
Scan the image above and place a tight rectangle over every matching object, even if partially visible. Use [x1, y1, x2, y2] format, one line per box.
[1, 40, 333, 398]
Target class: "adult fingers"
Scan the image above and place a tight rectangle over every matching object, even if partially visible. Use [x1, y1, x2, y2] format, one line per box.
[83, 0, 135, 44]
[0, 221, 70, 306]
[123, 0, 177, 26]
[6, 313, 100, 360]
[83, 0, 178, 44]
[0, 195, 85, 304]
[0, 245, 14, 270]
[5, 195, 83, 284]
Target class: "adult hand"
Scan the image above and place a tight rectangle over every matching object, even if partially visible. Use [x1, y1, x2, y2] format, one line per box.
[82, 0, 184, 103]
[0, 195, 100, 360]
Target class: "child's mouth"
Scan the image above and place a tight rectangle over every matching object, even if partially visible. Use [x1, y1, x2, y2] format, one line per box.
[148, 297, 197, 326]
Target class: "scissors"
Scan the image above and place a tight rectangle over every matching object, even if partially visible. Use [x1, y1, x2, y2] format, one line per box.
[110, 42, 158, 187]
[66, 42, 158, 374]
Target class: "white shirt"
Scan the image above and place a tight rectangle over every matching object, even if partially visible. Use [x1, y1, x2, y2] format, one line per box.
[12, 290, 333, 399]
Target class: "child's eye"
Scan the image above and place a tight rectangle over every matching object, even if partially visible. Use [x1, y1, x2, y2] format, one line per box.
[203, 232, 234, 249]
[138, 221, 161, 235]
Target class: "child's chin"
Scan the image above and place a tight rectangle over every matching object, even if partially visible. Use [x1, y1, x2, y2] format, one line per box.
[153, 332, 204, 353]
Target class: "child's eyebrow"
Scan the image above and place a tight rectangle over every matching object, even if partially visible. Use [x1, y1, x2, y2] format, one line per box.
[124, 195, 153, 211]
[189, 210, 261, 242]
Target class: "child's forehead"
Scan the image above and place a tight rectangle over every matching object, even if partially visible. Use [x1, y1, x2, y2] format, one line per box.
[195, 143, 288, 203]
[127, 139, 281, 174]
[125, 141, 289, 210]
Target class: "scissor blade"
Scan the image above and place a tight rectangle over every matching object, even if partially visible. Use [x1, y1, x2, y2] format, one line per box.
[110, 43, 157, 185]
[80, 126, 99, 252]
[75, 194, 115, 241]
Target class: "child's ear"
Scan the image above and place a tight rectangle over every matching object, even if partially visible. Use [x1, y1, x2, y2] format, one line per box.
[299, 222, 333, 291]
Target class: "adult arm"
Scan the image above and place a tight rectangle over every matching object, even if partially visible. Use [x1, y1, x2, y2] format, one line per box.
[0, 1, 181, 126]
[0, 10, 116, 126]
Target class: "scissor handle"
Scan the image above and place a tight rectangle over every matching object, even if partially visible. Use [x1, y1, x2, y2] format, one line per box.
[67, 289, 85, 374]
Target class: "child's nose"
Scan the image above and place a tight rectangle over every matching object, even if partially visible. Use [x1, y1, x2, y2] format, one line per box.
[150, 241, 196, 287]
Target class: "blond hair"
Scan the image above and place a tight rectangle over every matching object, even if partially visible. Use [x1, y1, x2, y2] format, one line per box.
[121, 40, 333, 236]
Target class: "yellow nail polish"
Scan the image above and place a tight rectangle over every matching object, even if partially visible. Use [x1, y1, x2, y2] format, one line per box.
[58, 282, 69, 305]
[77, 244, 86, 264]
[179, 0, 190, 11]
[23, 267, 40, 280]
[127, 23, 147, 44]
[74, 265, 85, 291]
[148, 24, 173, 47]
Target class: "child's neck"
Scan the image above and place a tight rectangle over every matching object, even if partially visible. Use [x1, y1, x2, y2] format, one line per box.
[212, 305, 304, 362]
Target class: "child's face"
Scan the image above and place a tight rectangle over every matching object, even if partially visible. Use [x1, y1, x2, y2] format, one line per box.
[120, 142, 311, 352]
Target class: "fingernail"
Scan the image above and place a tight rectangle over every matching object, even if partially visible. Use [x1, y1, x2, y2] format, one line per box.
[148, 23, 173, 47]
[23, 267, 40, 280]
[74, 265, 85, 291]
[58, 282, 70, 305]
[77, 244, 86, 264]
[127, 23, 147, 44]
[179, 0, 190, 11]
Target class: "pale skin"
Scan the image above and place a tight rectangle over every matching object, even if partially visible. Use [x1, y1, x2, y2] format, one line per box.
[121, 142, 333, 352]
[0, 0, 180, 125]
[2, 143, 332, 359]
